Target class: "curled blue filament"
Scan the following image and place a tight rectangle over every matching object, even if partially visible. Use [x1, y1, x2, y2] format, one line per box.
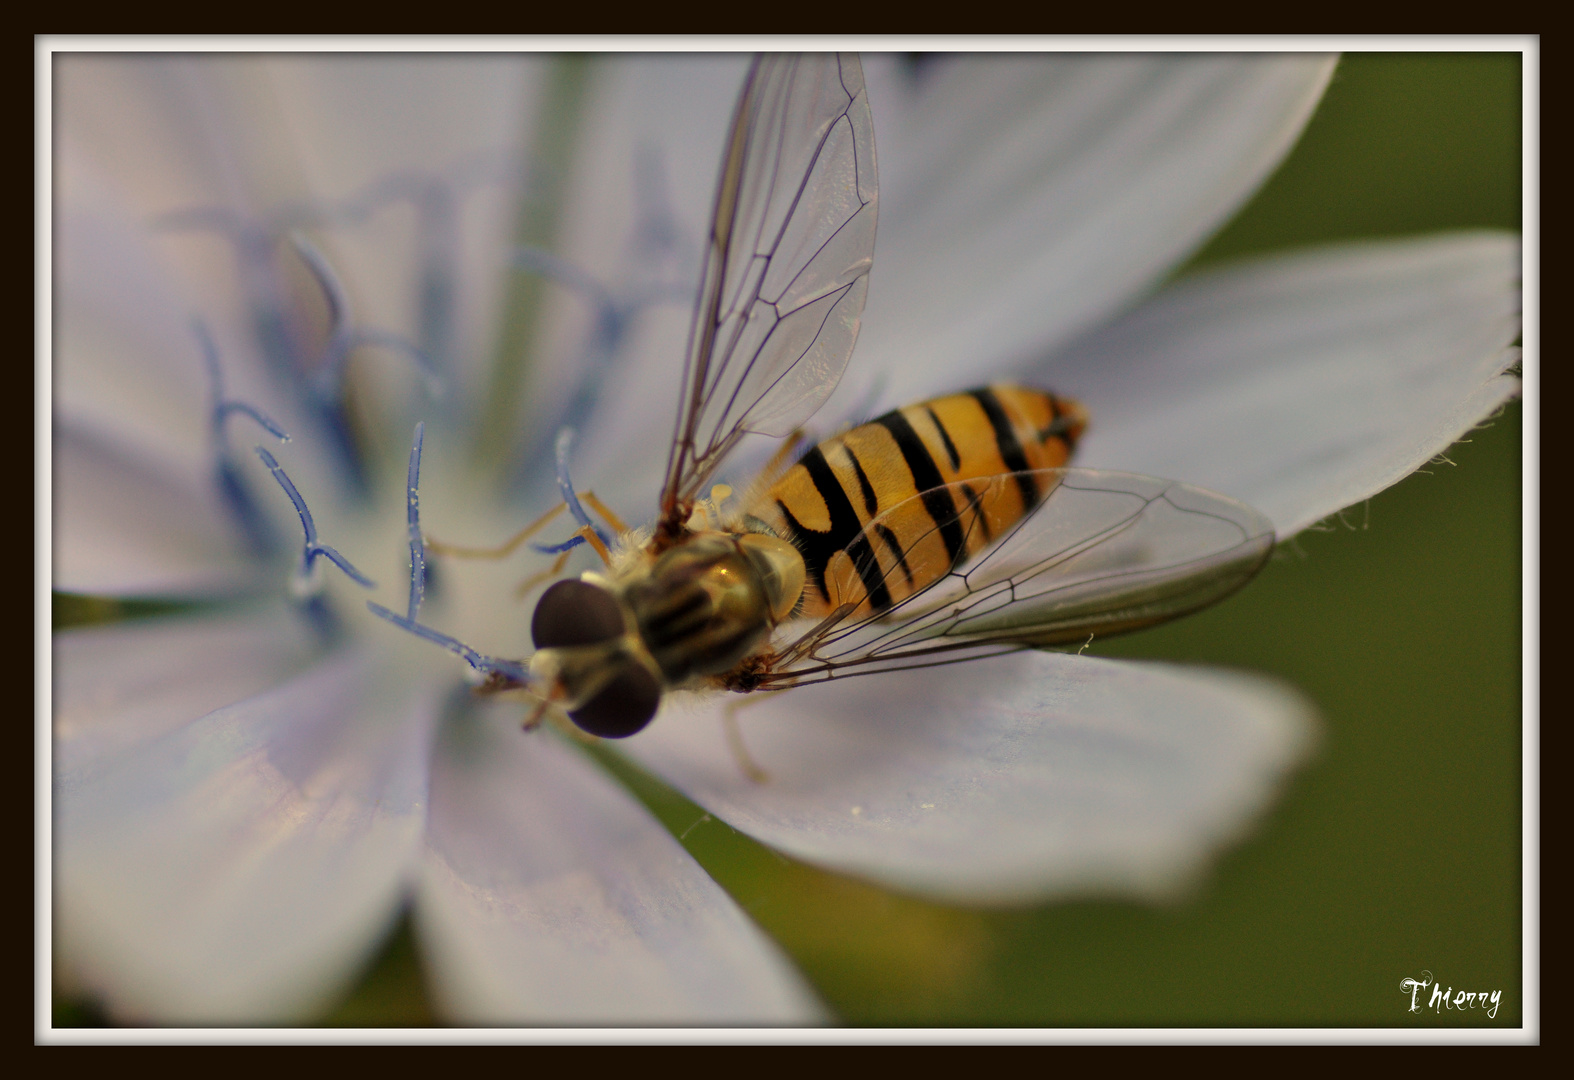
[405, 422, 427, 621]
[531, 427, 613, 555]
[195, 319, 290, 556]
[366, 602, 530, 687]
[254, 445, 375, 590]
[366, 423, 530, 688]
[510, 148, 693, 492]
[161, 207, 444, 496]
[288, 232, 443, 403]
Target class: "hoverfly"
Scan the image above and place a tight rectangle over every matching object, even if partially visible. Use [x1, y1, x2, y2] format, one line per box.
[433, 54, 1275, 741]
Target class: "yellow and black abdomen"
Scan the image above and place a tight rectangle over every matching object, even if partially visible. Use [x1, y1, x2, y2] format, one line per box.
[745, 384, 1088, 618]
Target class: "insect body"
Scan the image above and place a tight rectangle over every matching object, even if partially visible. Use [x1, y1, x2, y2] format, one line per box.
[753, 385, 1088, 619]
[529, 383, 1088, 736]
[484, 54, 1274, 741]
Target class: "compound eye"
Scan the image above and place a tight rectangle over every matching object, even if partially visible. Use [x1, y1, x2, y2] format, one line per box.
[532, 579, 625, 648]
[568, 660, 661, 739]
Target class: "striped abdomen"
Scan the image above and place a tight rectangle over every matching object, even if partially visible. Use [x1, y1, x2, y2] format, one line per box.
[745, 384, 1088, 618]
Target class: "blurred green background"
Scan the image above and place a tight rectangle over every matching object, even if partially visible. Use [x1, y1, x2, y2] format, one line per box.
[56, 51, 1527, 1029]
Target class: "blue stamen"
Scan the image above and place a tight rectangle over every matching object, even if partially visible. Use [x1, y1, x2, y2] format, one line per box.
[510, 246, 688, 437]
[213, 458, 277, 558]
[366, 602, 530, 687]
[347, 328, 445, 399]
[163, 205, 441, 500]
[409, 180, 457, 375]
[507, 151, 693, 491]
[288, 232, 442, 403]
[367, 422, 530, 688]
[157, 208, 318, 380]
[197, 320, 291, 446]
[161, 210, 368, 491]
[214, 400, 290, 441]
[333, 149, 514, 227]
[531, 427, 612, 555]
[512, 246, 616, 311]
[195, 319, 289, 556]
[631, 144, 686, 266]
[531, 535, 590, 555]
[254, 446, 376, 590]
[158, 163, 494, 384]
[405, 422, 427, 621]
[556, 427, 611, 544]
[418, 222, 456, 373]
[332, 153, 515, 376]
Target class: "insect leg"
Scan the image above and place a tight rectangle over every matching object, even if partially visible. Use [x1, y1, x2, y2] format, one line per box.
[581, 490, 630, 535]
[493, 673, 594, 742]
[722, 696, 772, 785]
[571, 524, 613, 566]
[512, 550, 572, 599]
[523, 696, 552, 731]
[531, 701, 604, 745]
[425, 501, 568, 559]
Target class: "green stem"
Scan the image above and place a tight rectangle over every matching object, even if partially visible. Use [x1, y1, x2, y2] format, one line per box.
[473, 54, 593, 481]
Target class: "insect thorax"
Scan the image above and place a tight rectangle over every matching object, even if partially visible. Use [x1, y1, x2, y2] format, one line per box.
[622, 531, 803, 686]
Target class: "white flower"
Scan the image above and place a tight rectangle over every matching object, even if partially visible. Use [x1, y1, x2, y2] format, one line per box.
[51, 52, 1521, 1025]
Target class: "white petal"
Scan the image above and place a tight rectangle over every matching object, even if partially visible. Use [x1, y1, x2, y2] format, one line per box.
[55, 197, 214, 475]
[55, 55, 266, 219]
[265, 55, 534, 202]
[626, 653, 1315, 905]
[54, 421, 260, 597]
[844, 53, 1337, 408]
[415, 706, 825, 1024]
[55, 645, 442, 1022]
[54, 606, 314, 779]
[1051, 232, 1522, 536]
[55, 56, 299, 345]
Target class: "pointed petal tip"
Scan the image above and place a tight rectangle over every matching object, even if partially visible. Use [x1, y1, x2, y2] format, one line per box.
[1054, 229, 1522, 539]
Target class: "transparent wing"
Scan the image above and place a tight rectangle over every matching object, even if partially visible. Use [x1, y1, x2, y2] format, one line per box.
[660, 53, 878, 520]
[762, 469, 1276, 687]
